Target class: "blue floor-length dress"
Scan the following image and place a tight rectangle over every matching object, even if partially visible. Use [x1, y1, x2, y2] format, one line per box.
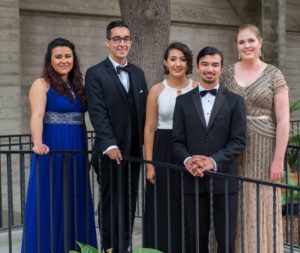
[21, 87, 97, 253]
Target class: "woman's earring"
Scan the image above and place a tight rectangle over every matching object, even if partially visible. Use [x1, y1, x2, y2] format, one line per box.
[259, 49, 262, 58]
[164, 67, 169, 75]
[238, 53, 241, 61]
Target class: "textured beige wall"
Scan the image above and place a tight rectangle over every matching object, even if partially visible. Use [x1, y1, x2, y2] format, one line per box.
[14, 0, 300, 133]
[19, 0, 242, 132]
[286, 32, 300, 107]
[287, 0, 300, 31]
[0, 0, 22, 134]
[20, 12, 113, 130]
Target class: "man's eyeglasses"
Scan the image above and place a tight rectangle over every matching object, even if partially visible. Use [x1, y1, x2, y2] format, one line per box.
[109, 36, 132, 44]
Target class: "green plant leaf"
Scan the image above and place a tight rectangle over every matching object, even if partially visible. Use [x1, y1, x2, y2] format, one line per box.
[71, 241, 98, 253]
[289, 100, 300, 115]
[133, 248, 163, 253]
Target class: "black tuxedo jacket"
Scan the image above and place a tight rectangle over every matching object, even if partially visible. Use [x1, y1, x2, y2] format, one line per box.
[85, 57, 148, 156]
[173, 85, 246, 194]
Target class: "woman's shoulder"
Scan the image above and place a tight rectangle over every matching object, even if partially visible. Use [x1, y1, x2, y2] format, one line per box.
[31, 77, 50, 91]
[148, 81, 165, 96]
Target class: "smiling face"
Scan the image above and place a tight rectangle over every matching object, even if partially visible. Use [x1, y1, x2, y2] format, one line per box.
[105, 26, 132, 65]
[164, 49, 188, 78]
[196, 54, 223, 89]
[236, 28, 262, 61]
[50, 46, 74, 81]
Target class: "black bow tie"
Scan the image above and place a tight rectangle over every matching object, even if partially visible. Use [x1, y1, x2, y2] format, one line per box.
[200, 89, 217, 97]
[116, 65, 130, 75]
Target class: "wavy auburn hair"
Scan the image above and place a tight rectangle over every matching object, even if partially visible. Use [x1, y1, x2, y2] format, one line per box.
[42, 38, 86, 107]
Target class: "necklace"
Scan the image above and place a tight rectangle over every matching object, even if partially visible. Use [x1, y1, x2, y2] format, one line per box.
[166, 78, 190, 95]
[66, 82, 76, 99]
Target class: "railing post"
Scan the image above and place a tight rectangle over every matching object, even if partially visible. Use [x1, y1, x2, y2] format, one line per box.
[118, 161, 125, 252]
[225, 178, 229, 253]
[7, 153, 13, 253]
[36, 156, 41, 253]
[256, 183, 260, 253]
[63, 153, 71, 253]
[181, 169, 185, 253]
[195, 177, 199, 253]
[85, 153, 90, 245]
[49, 155, 54, 253]
[0, 154, 2, 228]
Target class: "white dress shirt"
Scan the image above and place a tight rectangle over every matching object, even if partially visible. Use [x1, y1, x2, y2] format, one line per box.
[199, 84, 220, 125]
[109, 56, 130, 92]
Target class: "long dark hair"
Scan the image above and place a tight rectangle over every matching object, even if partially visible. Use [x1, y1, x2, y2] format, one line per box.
[42, 38, 86, 107]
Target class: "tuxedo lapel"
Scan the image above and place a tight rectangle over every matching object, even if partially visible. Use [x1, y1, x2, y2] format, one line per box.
[104, 58, 128, 104]
[191, 88, 207, 128]
[127, 64, 141, 120]
[207, 85, 226, 130]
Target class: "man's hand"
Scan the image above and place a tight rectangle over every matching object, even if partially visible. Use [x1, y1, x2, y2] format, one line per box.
[106, 148, 122, 165]
[185, 155, 215, 177]
[193, 155, 215, 172]
[185, 157, 204, 177]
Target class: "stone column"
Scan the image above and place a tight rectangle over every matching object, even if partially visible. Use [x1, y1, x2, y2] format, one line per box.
[228, 0, 286, 69]
[261, 0, 286, 70]
[0, 0, 21, 134]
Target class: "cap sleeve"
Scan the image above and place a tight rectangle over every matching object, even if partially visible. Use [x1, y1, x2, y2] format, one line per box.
[273, 68, 288, 95]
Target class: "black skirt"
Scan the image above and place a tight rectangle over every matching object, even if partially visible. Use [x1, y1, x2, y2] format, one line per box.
[144, 129, 189, 253]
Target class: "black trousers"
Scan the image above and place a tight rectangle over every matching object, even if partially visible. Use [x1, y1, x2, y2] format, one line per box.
[185, 192, 238, 253]
[94, 143, 141, 253]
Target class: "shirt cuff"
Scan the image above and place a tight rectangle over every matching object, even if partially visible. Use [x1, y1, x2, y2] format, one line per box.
[103, 145, 118, 154]
[209, 157, 217, 171]
[184, 156, 192, 166]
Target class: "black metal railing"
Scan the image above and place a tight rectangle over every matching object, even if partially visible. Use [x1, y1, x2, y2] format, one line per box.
[0, 131, 300, 252]
[291, 120, 300, 136]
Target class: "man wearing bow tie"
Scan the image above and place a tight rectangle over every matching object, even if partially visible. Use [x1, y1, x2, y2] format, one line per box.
[173, 46, 246, 253]
[85, 21, 148, 252]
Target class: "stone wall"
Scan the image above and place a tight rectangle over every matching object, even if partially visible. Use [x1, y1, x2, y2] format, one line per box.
[0, 0, 22, 134]
[2, 0, 300, 135]
[19, 0, 242, 131]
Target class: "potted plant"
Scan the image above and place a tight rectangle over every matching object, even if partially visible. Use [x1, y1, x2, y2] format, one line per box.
[281, 100, 300, 214]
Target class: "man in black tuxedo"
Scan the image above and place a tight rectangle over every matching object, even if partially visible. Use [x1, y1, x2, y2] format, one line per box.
[85, 21, 148, 252]
[173, 46, 246, 253]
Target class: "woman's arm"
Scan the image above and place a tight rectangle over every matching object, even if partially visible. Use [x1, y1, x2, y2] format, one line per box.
[271, 89, 290, 181]
[144, 83, 162, 183]
[29, 78, 49, 155]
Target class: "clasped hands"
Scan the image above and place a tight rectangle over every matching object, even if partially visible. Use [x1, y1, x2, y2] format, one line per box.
[185, 155, 215, 177]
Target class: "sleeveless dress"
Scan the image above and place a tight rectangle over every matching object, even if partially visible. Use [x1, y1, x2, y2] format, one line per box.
[144, 79, 193, 253]
[21, 87, 97, 253]
[221, 64, 288, 253]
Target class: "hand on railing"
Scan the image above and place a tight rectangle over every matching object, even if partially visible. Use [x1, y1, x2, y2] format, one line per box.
[146, 164, 155, 184]
[270, 159, 284, 182]
[106, 148, 122, 165]
[32, 143, 50, 155]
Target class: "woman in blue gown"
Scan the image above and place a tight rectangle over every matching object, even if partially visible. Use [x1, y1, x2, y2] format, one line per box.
[21, 38, 97, 253]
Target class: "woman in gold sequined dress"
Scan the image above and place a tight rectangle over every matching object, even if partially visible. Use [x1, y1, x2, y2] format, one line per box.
[221, 24, 289, 253]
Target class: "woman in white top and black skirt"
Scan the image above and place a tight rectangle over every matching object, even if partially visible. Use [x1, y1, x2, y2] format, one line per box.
[143, 42, 198, 253]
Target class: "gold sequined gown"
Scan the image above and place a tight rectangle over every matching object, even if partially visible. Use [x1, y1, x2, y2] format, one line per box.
[221, 64, 288, 253]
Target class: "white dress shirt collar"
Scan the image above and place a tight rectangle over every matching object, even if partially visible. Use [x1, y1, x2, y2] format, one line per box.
[109, 56, 128, 73]
[198, 83, 220, 92]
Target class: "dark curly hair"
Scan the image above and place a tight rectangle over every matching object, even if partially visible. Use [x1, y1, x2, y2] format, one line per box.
[163, 42, 193, 75]
[42, 38, 86, 108]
